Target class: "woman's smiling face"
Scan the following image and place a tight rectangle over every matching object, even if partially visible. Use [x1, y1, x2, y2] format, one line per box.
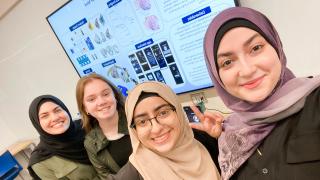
[217, 27, 281, 103]
[133, 96, 181, 154]
[38, 101, 70, 135]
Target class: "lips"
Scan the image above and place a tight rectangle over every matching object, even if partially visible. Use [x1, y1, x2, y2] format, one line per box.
[51, 121, 64, 128]
[98, 106, 111, 112]
[152, 131, 170, 144]
[241, 76, 264, 89]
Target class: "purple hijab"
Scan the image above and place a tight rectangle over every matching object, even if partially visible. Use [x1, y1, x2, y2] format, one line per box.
[204, 7, 320, 179]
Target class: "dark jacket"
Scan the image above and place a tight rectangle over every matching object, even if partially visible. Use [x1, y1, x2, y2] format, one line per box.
[84, 115, 130, 179]
[231, 86, 320, 180]
[107, 162, 143, 180]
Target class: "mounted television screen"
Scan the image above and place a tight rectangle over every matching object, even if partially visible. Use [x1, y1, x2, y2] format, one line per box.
[47, 0, 238, 95]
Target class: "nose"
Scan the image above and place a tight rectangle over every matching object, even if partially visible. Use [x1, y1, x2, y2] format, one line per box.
[150, 118, 162, 133]
[97, 95, 107, 106]
[51, 112, 60, 122]
[238, 57, 256, 77]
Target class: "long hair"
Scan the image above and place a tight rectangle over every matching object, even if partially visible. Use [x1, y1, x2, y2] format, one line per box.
[76, 73, 125, 133]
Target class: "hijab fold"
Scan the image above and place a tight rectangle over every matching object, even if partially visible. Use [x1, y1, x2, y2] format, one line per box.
[204, 7, 320, 179]
[125, 82, 220, 180]
[28, 95, 91, 178]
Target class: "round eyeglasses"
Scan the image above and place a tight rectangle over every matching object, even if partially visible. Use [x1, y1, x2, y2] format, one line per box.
[130, 105, 176, 130]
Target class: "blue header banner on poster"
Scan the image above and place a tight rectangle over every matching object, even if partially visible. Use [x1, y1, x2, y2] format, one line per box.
[135, 39, 154, 50]
[83, 68, 93, 74]
[107, 0, 122, 8]
[182, 6, 211, 24]
[102, 59, 116, 67]
[69, 18, 87, 31]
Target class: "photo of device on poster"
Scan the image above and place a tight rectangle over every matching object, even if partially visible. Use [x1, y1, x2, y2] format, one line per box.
[144, 47, 158, 67]
[47, 0, 239, 94]
[169, 64, 184, 84]
[154, 70, 166, 83]
[151, 44, 167, 68]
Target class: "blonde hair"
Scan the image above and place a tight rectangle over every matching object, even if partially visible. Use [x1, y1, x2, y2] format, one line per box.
[76, 73, 125, 133]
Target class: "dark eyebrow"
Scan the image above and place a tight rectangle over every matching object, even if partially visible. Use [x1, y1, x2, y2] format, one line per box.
[217, 33, 260, 59]
[39, 104, 60, 116]
[243, 33, 260, 47]
[133, 103, 170, 119]
[39, 112, 48, 116]
[217, 52, 233, 59]
[54, 106, 62, 111]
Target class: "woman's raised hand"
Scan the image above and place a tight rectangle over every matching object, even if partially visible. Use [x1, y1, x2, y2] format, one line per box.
[189, 106, 224, 139]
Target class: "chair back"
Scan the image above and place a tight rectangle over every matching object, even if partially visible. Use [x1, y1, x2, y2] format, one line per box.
[0, 150, 23, 180]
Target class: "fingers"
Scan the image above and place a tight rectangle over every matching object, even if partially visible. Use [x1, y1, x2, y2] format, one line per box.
[189, 122, 203, 131]
[190, 105, 204, 122]
[203, 111, 224, 124]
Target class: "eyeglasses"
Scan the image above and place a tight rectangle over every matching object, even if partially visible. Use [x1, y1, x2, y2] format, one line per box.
[130, 105, 176, 130]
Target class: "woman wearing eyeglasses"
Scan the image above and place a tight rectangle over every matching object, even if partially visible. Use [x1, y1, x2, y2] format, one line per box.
[107, 81, 221, 180]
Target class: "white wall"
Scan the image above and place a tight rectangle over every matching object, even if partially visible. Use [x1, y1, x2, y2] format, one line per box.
[0, 0, 320, 151]
[240, 0, 320, 76]
[0, 0, 75, 150]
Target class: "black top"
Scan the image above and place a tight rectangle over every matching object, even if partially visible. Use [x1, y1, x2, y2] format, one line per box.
[109, 135, 132, 167]
[231, 86, 320, 180]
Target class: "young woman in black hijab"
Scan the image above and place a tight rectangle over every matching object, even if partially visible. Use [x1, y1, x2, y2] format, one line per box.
[28, 95, 97, 179]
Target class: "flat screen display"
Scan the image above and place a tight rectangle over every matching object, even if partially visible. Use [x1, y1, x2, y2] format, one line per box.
[47, 0, 238, 95]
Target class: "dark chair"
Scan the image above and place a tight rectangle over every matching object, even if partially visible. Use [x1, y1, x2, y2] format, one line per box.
[0, 150, 23, 180]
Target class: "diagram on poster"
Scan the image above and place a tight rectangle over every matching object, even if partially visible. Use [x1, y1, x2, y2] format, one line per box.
[47, 0, 237, 94]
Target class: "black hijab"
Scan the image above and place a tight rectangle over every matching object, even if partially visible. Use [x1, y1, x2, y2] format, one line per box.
[28, 95, 91, 178]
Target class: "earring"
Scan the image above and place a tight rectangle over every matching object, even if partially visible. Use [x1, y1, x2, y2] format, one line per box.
[86, 112, 90, 115]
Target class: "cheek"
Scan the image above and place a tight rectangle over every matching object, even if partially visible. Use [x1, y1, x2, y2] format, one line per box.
[219, 69, 237, 88]
[270, 60, 282, 84]
[137, 131, 149, 144]
[84, 103, 94, 113]
[171, 116, 181, 136]
[110, 96, 117, 104]
[39, 119, 48, 129]
[63, 114, 71, 124]
[259, 53, 282, 80]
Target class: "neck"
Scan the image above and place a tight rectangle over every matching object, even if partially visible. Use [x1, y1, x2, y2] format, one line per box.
[98, 111, 121, 139]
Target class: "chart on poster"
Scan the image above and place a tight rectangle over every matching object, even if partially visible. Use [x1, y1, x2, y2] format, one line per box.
[47, 0, 238, 94]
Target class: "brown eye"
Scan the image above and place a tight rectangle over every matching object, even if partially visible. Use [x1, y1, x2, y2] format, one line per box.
[157, 109, 170, 118]
[252, 45, 263, 53]
[137, 119, 148, 127]
[221, 59, 233, 68]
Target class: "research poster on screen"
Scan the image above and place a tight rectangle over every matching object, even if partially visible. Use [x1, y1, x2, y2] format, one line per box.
[48, 0, 236, 94]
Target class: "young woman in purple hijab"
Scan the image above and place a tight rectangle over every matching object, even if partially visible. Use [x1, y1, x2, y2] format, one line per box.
[200, 6, 320, 180]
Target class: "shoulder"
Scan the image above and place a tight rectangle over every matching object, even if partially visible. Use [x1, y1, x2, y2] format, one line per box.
[34, 156, 77, 167]
[301, 85, 320, 118]
[84, 125, 107, 154]
[84, 125, 99, 147]
[32, 156, 97, 179]
[107, 162, 143, 180]
[32, 156, 77, 179]
[306, 85, 320, 101]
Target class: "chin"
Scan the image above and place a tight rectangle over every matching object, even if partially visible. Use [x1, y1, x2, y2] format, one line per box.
[152, 143, 175, 154]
